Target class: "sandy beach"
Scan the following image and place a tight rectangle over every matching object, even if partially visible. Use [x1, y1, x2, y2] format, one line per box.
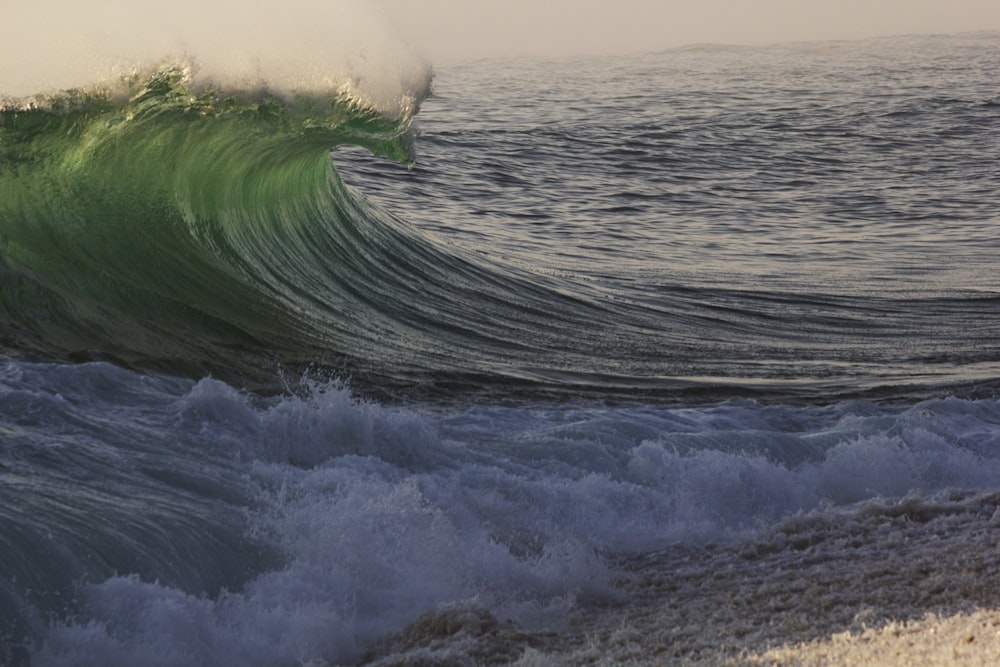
[739, 610, 1000, 667]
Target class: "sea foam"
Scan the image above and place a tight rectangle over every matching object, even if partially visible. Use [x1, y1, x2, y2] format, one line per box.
[5, 359, 1000, 665]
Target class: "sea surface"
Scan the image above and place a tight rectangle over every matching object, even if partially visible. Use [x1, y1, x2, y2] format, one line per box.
[1, 31, 999, 666]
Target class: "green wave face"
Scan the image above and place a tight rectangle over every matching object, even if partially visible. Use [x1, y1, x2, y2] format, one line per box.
[0, 65, 422, 384]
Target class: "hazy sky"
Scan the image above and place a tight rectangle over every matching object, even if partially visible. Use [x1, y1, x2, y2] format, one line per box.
[373, 0, 1000, 62]
[5, 1, 999, 98]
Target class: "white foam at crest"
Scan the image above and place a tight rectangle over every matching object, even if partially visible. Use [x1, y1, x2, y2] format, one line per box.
[2, 1, 431, 118]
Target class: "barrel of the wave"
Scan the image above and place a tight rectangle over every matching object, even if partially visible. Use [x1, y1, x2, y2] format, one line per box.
[0, 65, 423, 386]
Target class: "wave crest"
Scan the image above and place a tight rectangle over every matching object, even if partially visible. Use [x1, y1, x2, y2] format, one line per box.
[2, 59, 427, 161]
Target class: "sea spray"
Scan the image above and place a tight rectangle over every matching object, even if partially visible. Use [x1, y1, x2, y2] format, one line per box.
[2, 0, 431, 117]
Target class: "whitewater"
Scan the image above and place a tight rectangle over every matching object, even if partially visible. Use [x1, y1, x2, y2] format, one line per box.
[1, 9, 999, 665]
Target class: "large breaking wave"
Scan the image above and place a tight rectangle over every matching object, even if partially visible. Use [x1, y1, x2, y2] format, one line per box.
[3, 50, 999, 403]
[1, 63, 426, 382]
[0, 63, 630, 399]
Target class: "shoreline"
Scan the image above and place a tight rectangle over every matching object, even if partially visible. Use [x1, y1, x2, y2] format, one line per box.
[364, 490, 1000, 665]
[552, 490, 1000, 665]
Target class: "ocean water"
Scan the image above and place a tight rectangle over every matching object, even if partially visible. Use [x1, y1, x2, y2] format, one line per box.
[1, 30, 999, 666]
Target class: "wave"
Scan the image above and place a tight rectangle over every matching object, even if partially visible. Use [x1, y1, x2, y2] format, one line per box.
[0, 64, 653, 399]
[4, 61, 999, 403]
[0, 63, 438, 387]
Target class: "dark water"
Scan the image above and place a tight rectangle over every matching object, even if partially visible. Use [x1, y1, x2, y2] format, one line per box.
[1, 32, 999, 666]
